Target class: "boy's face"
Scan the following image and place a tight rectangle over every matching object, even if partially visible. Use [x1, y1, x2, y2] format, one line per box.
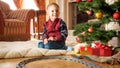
[47, 5, 60, 21]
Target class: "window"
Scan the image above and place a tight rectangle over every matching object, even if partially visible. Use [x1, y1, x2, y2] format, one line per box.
[23, 0, 38, 10]
[1, 0, 16, 10]
[1, 0, 38, 10]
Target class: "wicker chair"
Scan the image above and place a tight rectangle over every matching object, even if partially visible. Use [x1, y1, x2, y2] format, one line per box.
[0, 1, 35, 41]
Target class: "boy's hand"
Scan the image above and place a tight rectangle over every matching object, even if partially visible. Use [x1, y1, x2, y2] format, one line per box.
[48, 36, 57, 41]
[44, 38, 48, 44]
[48, 36, 54, 41]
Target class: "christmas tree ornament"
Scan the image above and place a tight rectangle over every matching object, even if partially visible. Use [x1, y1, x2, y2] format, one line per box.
[113, 11, 120, 20]
[86, 10, 93, 16]
[88, 27, 93, 32]
[87, 0, 92, 2]
[95, 11, 103, 19]
[105, 0, 118, 5]
[76, 0, 82, 2]
[105, 21, 120, 31]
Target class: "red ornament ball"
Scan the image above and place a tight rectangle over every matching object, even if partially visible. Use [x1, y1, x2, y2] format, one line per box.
[113, 12, 120, 19]
[88, 27, 93, 32]
[76, 0, 82, 2]
[87, 0, 92, 2]
[86, 10, 93, 16]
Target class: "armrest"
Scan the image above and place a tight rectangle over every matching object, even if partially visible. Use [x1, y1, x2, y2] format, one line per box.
[4, 19, 26, 27]
[7, 9, 35, 21]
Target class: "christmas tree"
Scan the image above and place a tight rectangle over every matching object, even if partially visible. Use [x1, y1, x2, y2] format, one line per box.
[74, 0, 120, 44]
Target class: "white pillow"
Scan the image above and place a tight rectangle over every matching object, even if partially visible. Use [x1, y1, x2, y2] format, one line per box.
[44, 50, 67, 56]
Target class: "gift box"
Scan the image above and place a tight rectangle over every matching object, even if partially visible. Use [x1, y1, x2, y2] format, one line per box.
[80, 47, 92, 55]
[92, 43, 113, 56]
[92, 48, 112, 56]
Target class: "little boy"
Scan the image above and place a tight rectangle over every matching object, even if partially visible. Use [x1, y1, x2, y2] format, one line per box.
[38, 3, 68, 50]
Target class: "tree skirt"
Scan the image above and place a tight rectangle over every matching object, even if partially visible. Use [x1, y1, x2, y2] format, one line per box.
[16, 56, 102, 68]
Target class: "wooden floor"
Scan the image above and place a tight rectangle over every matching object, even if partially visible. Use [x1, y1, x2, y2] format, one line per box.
[0, 58, 28, 68]
[0, 57, 120, 68]
[25, 59, 88, 68]
[0, 57, 88, 68]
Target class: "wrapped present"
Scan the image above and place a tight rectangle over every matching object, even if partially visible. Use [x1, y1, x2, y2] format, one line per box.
[80, 47, 92, 55]
[92, 43, 113, 56]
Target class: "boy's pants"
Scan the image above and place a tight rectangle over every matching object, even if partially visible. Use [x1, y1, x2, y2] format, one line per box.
[38, 41, 72, 52]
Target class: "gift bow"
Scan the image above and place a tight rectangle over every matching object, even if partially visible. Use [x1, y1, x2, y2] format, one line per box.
[95, 43, 111, 50]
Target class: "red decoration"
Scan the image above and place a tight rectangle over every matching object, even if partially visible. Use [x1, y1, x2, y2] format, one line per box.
[76, 0, 82, 2]
[88, 27, 93, 32]
[87, 0, 92, 2]
[94, 42, 101, 47]
[86, 10, 93, 16]
[92, 43, 113, 56]
[92, 48, 112, 56]
[113, 11, 120, 19]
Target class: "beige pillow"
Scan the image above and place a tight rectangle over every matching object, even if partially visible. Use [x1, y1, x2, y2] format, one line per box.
[4, 48, 31, 58]
[4, 49, 23, 58]
[0, 48, 9, 58]
[25, 48, 44, 57]
[0, 47, 67, 58]
[44, 50, 67, 56]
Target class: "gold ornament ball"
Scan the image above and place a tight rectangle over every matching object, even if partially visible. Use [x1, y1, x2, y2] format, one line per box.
[95, 12, 103, 19]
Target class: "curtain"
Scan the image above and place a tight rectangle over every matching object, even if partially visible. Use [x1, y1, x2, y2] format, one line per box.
[34, 0, 46, 10]
[13, 0, 23, 9]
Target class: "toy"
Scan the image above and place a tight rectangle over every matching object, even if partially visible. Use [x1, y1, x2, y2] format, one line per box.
[72, 36, 89, 54]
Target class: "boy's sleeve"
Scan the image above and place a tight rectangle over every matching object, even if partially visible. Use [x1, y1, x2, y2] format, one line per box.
[42, 24, 48, 39]
[56, 20, 68, 41]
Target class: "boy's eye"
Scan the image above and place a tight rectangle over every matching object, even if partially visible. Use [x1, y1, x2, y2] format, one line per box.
[51, 10, 58, 12]
[56, 10, 58, 12]
[52, 10, 54, 12]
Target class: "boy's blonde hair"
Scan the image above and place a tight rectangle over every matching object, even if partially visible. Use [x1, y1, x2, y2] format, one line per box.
[47, 2, 59, 10]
